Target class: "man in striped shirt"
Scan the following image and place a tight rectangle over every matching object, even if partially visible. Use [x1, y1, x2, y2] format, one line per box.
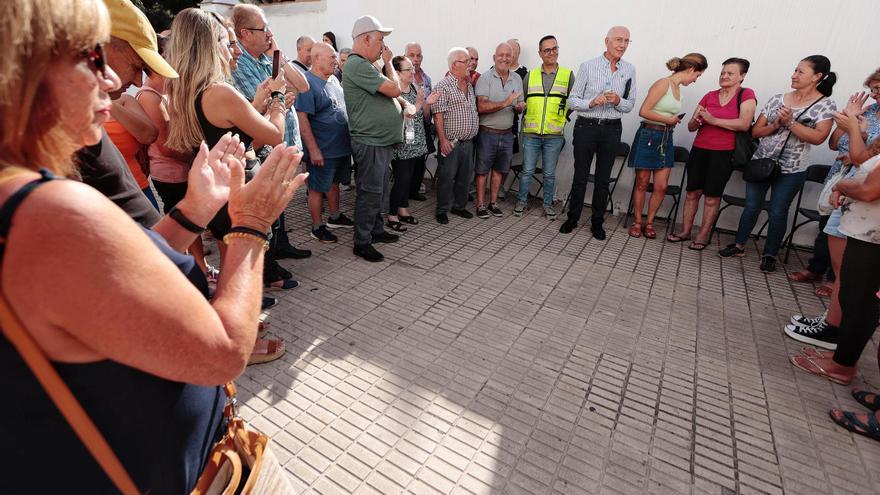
[560, 26, 637, 240]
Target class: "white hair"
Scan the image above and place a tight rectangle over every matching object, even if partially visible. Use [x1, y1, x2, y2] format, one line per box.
[447, 47, 468, 68]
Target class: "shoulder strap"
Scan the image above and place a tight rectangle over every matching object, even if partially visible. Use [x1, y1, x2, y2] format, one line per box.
[775, 96, 825, 159]
[736, 88, 744, 116]
[0, 169, 55, 259]
[0, 298, 140, 494]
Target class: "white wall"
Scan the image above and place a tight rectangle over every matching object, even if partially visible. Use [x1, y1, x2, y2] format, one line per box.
[258, 0, 880, 245]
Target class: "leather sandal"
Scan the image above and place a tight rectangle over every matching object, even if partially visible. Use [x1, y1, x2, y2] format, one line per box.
[399, 215, 419, 225]
[666, 233, 690, 243]
[829, 409, 880, 442]
[386, 219, 408, 232]
[629, 222, 642, 238]
[852, 390, 880, 412]
[788, 269, 823, 283]
[643, 224, 656, 239]
[247, 338, 285, 365]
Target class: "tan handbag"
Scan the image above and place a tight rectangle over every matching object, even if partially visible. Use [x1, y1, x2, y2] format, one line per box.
[0, 294, 295, 495]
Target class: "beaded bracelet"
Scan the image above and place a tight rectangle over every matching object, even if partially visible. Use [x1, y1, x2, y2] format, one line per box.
[223, 232, 269, 252]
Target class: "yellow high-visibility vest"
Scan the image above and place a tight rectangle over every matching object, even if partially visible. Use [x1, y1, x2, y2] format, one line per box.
[522, 65, 572, 135]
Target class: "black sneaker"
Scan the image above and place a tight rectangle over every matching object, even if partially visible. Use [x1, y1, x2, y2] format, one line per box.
[451, 207, 474, 219]
[791, 310, 827, 327]
[783, 320, 838, 350]
[488, 203, 503, 217]
[274, 244, 312, 259]
[311, 225, 338, 243]
[436, 213, 449, 224]
[372, 231, 399, 243]
[476, 205, 490, 219]
[353, 243, 384, 262]
[326, 213, 354, 229]
[261, 295, 278, 310]
[559, 219, 577, 234]
[718, 244, 745, 258]
[760, 256, 777, 273]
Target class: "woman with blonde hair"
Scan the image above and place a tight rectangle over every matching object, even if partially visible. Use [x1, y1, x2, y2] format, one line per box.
[0, 0, 305, 491]
[167, 8, 291, 293]
[628, 53, 707, 239]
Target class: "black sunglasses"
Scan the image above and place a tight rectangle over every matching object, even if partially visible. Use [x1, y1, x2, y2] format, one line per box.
[81, 44, 108, 79]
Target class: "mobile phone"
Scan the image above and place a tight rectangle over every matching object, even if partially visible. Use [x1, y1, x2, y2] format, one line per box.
[272, 50, 281, 78]
[677, 113, 686, 119]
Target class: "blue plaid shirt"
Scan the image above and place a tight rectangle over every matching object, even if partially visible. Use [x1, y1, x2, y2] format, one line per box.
[231, 42, 301, 148]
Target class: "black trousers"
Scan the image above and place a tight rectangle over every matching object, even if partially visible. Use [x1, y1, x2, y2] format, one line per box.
[805, 215, 835, 280]
[566, 120, 622, 226]
[833, 237, 880, 367]
[391, 157, 420, 213]
[408, 155, 427, 199]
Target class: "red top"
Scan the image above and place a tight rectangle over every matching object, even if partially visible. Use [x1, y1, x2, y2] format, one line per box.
[693, 88, 756, 151]
[104, 119, 149, 189]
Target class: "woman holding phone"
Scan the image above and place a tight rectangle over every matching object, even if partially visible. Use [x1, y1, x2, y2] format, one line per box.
[719, 55, 837, 273]
[628, 53, 707, 238]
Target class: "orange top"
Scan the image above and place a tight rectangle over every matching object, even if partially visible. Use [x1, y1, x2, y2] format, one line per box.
[104, 119, 149, 189]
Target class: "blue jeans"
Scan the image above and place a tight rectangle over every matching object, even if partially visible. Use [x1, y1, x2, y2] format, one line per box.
[519, 135, 563, 207]
[734, 171, 806, 257]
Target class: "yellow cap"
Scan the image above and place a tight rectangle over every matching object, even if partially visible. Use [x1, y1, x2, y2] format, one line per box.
[103, 0, 178, 78]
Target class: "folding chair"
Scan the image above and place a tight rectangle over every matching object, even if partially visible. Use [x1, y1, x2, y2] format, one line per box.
[782, 164, 831, 263]
[708, 166, 769, 244]
[625, 146, 689, 230]
[561, 141, 630, 214]
[507, 163, 543, 199]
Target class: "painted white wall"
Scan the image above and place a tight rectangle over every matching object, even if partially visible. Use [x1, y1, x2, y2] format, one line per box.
[255, 0, 879, 245]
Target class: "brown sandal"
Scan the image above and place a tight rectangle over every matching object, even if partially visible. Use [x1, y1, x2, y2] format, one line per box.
[248, 338, 286, 365]
[643, 224, 656, 239]
[628, 222, 642, 238]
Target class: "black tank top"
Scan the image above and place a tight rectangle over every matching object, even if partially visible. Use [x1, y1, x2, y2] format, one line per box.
[0, 170, 225, 493]
[195, 89, 254, 149]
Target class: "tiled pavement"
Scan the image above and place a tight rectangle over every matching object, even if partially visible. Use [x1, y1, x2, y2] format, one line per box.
[237, 186, 880, 495]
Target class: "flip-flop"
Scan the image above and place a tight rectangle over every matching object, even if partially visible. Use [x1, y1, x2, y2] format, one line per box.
[666, 233, 691, 243]
[247, 338, 285, 365]
[815, 285, 833, 298]
[829, 409, 880, 442]
[800, 347, 833, 360]
[790, 354, 854, 385]
[688, 240, 708, 251]
[399, 215, 419, 225]
[853, 390, 880, 412]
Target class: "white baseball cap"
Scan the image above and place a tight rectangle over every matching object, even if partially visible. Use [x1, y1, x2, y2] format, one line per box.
[351, 15, 393, 39]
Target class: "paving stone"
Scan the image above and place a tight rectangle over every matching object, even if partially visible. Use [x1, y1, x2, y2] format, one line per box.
[234, 191, 880, 493]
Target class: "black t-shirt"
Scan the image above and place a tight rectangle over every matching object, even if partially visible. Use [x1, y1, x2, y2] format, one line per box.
[76, 130, 161, 228]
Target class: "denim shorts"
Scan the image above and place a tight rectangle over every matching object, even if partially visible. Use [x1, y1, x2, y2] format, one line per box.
[628, 126, 675, 170]
[306, 155, 351, 193]
[475, 131, 514, 175]
[824, 207, 845, 238]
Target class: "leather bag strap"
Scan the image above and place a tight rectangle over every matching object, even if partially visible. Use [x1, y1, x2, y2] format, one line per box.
[0, 295, 140, 495]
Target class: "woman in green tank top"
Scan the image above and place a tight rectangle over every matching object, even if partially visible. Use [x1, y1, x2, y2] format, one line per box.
[628, 53, 707, 239]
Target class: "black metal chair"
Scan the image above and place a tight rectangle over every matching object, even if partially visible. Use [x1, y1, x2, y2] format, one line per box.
[507, 163, 543, 199]
[625, 146, 690, 230]
[708, 165, 770, 244]
[782, 164, 831, 263]
[561, 141, 630, 214]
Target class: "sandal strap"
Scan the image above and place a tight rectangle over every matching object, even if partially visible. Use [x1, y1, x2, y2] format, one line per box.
[841, 411, 880, 436]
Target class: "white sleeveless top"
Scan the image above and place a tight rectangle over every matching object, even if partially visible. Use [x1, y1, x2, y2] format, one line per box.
[839, 154, 880, 244]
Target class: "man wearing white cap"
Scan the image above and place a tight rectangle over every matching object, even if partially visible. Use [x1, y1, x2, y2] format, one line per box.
[343, 15, 405, 262]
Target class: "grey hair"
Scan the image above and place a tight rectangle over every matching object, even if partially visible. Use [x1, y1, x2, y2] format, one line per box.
[404, 42, 421, 52]
[296, 35, 314, 49]
[339, 47, 351, 55]
[447, 47, 468, 68]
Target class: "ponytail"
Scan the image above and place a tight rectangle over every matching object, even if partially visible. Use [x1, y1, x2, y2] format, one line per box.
[802, 55, 836, 97]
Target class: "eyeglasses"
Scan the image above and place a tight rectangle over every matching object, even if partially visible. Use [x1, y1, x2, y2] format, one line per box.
[399, 68, 414, 72]
[81, 43, 108, 79]
[609, 37, 631, 44]
[453, 59, 469, 65]
[243, 26, 270, 34]
[541, 46, 559, 54]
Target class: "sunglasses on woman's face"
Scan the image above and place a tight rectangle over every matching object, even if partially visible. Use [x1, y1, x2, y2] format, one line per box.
[81, 44, 108, 79]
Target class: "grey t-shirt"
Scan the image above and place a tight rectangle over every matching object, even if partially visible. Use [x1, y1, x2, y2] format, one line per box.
[752, 93, 837, 173]
[475, 68, 523, 130]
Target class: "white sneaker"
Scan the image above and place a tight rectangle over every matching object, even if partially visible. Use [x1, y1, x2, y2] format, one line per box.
[543, 206, 557, 220]
[513, 203, 525, 217]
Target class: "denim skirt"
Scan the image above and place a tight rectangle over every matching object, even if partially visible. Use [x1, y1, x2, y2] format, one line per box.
[628, 125, 675, 170]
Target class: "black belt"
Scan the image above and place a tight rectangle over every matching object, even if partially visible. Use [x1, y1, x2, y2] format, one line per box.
[576, 117, 621, 126]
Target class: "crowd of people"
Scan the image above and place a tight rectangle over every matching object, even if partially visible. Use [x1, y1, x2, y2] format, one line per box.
[2, 0, 880, 491]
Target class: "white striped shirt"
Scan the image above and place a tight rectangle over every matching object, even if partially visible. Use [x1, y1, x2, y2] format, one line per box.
[568, 55, 637, 119]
